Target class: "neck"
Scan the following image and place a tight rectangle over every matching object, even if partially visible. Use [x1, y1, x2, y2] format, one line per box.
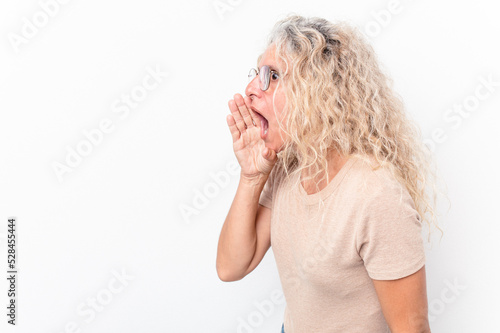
[300, 149, 348, 194]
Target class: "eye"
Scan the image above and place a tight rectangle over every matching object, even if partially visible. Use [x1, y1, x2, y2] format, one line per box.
[270, 71, 280, 81]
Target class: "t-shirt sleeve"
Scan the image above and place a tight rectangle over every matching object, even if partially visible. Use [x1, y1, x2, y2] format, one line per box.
[356, 181, 426, 280]
[258, 167, 275, 209]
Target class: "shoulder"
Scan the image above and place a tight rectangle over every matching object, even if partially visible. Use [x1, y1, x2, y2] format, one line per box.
[347, 157, 425, 279]
[346, 155, 411, 206]
[344, 155, 421, 230]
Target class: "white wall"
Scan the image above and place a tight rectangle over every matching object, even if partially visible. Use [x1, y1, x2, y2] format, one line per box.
[0, 0, 498, 332]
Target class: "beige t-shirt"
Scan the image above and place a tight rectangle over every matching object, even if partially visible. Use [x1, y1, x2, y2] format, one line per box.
[259, 155, 425, 333]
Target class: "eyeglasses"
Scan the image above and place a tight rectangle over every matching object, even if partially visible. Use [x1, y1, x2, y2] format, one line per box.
[248, 65, 280, 91]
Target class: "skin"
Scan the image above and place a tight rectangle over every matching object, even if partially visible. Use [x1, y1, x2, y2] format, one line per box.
[229, 44, 287, 153]
[226, 43, 431, 333]
[373, 266, 431, 332]
[226, 43, 288, 182]
[244, 44, 288, 155]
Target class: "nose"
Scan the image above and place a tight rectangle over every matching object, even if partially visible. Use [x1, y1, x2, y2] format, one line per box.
[245, 75, 262, 100]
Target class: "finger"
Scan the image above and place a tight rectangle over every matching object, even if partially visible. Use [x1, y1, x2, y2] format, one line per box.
[234, 93, 255, 129]
[226, 114, 240, 142]
[243, 96, 259, 128]
[228, 98, 247, 133]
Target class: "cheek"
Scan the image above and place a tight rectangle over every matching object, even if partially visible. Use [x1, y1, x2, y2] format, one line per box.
[276, 104, 287, 125]
[266, 91, 287, 125]
[275, 91, 287, 119]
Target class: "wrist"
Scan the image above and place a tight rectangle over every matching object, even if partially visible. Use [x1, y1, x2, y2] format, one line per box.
[240, 173, 268, 188]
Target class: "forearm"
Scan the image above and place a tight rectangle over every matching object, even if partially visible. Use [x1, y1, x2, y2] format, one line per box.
[216, 174, 268, 281]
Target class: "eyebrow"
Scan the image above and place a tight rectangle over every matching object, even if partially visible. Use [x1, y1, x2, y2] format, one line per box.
[267, 64, 279, 71]
[257, 63, 279, 73]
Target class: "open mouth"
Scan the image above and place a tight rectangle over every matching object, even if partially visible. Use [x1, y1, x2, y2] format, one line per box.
[251, 108, 269, 138]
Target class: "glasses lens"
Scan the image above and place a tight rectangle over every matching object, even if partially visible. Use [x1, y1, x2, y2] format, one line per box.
[248, 68, 257, 83]
[260, 65, 270, 91]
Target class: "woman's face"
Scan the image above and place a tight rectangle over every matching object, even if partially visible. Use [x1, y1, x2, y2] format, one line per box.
[245, 44, 288, 153]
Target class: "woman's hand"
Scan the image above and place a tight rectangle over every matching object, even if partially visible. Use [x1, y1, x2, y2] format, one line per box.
[226, 93, 278, 183]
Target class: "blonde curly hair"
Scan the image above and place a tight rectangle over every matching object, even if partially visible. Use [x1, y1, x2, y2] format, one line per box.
[261, 14, 443, 240]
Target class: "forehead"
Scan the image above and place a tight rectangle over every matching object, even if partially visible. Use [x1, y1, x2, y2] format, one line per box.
[257, 44, 280, 70]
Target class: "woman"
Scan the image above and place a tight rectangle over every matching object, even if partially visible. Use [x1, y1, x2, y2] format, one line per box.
[216, 14, 440, 333]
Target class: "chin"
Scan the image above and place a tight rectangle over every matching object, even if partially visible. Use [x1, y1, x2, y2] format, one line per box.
[275, 143, 285, 154]
[266, 143, 278, 153]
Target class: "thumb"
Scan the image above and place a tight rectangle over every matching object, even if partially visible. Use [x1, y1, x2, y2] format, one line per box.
[263, 147, 277, 161]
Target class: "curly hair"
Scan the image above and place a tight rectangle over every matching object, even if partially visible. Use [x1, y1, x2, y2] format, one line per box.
[261, 14, 443, 240]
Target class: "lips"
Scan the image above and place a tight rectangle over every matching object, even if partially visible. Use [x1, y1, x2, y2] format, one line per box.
[250, 106, 269, 139]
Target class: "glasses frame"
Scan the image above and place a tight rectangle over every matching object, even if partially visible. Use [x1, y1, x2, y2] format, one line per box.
[248, 65, 279, 91]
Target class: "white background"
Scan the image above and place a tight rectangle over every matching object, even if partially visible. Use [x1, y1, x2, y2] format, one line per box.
[1, 0, 499, 332]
